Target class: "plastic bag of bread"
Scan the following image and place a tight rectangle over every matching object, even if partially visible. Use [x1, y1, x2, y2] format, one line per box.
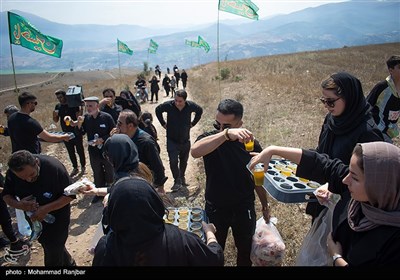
[250, 217, 285, 266]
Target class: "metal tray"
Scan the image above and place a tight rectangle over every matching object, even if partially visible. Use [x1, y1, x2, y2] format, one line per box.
[164, 207, 207, 241]
[248, 158, 319, 203]
[38, 131, 75, 142]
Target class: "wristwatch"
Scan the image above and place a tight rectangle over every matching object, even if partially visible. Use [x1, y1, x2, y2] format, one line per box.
[332, 254, 343, 266]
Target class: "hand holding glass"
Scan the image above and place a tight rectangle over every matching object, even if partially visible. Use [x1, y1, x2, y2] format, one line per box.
[244, 139, 254, 152]
[64, 116, 71, 126]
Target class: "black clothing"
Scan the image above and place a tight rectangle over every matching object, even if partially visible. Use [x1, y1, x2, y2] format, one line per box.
[196, 130, 262, 207]
[8, 112, 43, 153]
[131, 129, 167, 187]
[181, 71, 188, 88]
[162, 76, 171, 96]
[149, 78, 160, 102]
[307, 72, 384, 220]
[166, 138, 190, 184]
[115, 96, 141, 118]
[155, 100, 202, 184]
[297, 149, 400, 266]
[0, 195, 17, 243]
[155, 100, 203, 144]
[135, 79, 147, 89]
[55, 103, 86, 169]
[195, 130, 262, 265]
[81, 112, 115, 188]
[3, 155, 76, 266]
[101, 104, 122, 123]
[316, 116, 383, 165]
[93, 177, 223, 266]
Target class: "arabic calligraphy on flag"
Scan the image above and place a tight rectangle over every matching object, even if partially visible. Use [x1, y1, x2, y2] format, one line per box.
[117, 39, 133, 55]
[8, 11, 63, 58]
[218, 0, 259, 20]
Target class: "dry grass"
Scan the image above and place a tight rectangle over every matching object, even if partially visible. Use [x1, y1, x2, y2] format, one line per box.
[0, 42, 399, 266]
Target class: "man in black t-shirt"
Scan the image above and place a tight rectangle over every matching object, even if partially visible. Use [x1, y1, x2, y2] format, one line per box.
[75, 97, 115, 203]
[191, 99, 270, 266]
[8, 92, 70, 154]
[155, 90, 203, 191]
[3, 150, 76, 266]
[53, 89, 86, 177]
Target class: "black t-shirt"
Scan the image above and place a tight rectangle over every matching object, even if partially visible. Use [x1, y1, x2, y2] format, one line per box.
[101, 104, 122, 123]
[8, 112, 43, 153]
[3, 154, 75, 217]
[81, 111, 115, 144]
[135, 79, 146, 89]
[195, 130, 262, 207]
[55, 103, 80, 133]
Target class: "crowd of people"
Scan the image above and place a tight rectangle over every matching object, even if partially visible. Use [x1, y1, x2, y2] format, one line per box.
[0, 57, 399, 267]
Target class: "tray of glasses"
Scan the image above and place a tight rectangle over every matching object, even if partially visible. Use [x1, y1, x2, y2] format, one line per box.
[164, 207, 207, 241]
[248, 158, 319, 203]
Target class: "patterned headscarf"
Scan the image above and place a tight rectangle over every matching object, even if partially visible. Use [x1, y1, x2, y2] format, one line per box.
[348, 142, 400, 231]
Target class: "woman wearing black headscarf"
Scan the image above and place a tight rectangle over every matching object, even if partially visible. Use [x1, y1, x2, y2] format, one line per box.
[306, 72, 384, 221]
[93, 134, 223, 266]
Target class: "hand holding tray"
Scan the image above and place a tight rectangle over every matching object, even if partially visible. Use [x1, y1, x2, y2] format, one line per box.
[248, 158, 319, 203]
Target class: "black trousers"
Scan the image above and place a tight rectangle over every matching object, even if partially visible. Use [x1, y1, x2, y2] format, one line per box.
[38, 206, 75, 266]
[0, 198, 17, 242]
[166, 139, 190, 184]
[88, 146, 114, 188]
[205, 201, 256, 266]
[64, 134, 86, 169]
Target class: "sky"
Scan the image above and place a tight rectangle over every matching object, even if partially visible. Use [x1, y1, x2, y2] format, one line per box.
[0, 0, 347, 27]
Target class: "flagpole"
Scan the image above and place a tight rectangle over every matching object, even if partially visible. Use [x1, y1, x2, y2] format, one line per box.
[9, 43, 19, 93]
[117, 47, 122, 83]
[217, 9, 221, 100]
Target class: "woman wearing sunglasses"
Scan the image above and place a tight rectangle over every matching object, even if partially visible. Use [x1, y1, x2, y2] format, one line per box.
[306, 72, 384, 223]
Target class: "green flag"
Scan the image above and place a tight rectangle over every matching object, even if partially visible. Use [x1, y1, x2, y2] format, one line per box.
[185, 39, 200, 48]
[148, 39, 158, 54]
[117, 39, 133, 55]
[149, 39, 158, 49]
[8, 11, 63, 58]
[218, 0, 259, 20]
[198, 36, 210, 53]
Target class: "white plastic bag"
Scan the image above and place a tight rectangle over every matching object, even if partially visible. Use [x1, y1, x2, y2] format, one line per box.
[250, 217, 286, 266]
[15, 208, 32, 237]
[295, 184, 340, 266]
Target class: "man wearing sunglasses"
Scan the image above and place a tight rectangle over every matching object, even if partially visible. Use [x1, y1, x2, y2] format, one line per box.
[8, 92, 71, 154]
[155, 89, 203, 192]
[191, 99, 270, 266]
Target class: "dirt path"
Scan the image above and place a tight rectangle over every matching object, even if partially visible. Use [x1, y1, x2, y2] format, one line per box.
[10, 84, 204, 267]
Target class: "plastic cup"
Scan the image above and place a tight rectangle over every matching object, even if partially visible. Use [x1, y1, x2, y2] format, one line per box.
[274, 163, 285, 171]
[244, 139, 254, 152]
[281, 167, 292, 177]
[178, 207, 189, 217]
[299, 177, 309, 183]
[253, 163, 265, 187]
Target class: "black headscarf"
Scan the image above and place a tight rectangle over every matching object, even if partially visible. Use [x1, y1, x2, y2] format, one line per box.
[103, 134, 139, 180]
[105, 178, 165, 265]
[326, 72, 371, 135]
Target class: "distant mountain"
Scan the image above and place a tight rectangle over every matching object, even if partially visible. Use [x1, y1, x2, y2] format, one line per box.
[1, 0, 399, 73]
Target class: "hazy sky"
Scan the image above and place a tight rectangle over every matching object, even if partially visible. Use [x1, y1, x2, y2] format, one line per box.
[1, 0, 346, 27]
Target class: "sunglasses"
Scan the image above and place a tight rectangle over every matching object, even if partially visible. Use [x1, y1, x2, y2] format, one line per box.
[319, 97, 341, 108]
[213, 120, 231, 130]
[28, 101, 38, 106]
